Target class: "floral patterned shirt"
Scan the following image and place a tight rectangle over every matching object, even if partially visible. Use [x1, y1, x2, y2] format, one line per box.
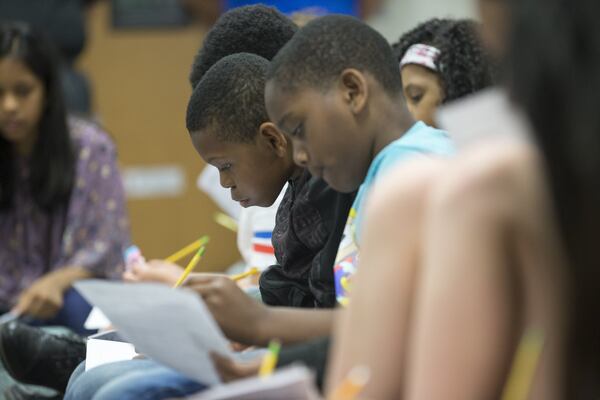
[0, 117, 130, 309]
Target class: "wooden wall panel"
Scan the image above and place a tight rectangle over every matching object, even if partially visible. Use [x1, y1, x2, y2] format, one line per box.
[78, 2, 239, 270]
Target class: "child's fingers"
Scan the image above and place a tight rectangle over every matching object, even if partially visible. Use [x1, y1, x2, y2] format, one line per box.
[210, 352, 261, 382]
[186, 279, 218, 299]
[188, 276, 237, 298]
[24, 297, 44, 319]
[131, 261, 151, 274]
[122, 270, 139, 282]
[12, 291, 33, 316]
[184, 274, 226, 287]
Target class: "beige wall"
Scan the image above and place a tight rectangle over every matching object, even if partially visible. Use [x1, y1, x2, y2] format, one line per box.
[368, 0, 477, 42]
[78, 2, 239, 271]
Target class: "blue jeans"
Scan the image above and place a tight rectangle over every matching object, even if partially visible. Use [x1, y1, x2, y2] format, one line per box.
[64, 359, 207, 400]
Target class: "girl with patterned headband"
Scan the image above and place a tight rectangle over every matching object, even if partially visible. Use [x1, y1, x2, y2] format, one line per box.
[393, 18, 496, 126]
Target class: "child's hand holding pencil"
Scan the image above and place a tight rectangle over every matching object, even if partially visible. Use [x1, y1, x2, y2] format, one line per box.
[122, 260, 184, 286]
[121, 236, 210, 286]
[185, 274, 269, 344]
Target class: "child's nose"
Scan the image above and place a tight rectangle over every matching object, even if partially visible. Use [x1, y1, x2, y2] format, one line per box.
[219, 173, 235, 189]
[1, 93, 19, 113]
[293, 148, 309, 167]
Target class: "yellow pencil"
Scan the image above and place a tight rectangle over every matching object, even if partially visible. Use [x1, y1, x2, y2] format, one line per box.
[501, 330, 544, 400]
[258, 339, 281, 377]
[214, 212, 238, 233]
[231, 267, 260, 282]
[165, 236, 210, 264]
[173, 246, 206, 288]
[329, 366, 371, 400]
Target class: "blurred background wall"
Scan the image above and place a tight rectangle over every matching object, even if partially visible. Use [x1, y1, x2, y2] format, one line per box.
[368, 0, 476, 41]
[78, 1, 240, 271]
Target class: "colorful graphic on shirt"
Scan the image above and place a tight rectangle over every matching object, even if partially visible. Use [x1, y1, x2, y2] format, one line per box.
[334, 208, 358, 306]
[331, 123, 455, 307]
[252, 230, 275, 255]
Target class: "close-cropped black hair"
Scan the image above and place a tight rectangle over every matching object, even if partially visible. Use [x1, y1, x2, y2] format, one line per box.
[186, 52, 269, 143]
[392, 18, 495, 103]
[267, 15, 402, 98]
[0, 23, 74, 211]
[508, 0, 600, 397]
[189, 4, 297, 88]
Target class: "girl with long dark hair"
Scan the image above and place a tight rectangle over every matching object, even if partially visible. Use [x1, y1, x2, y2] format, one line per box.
[0, 23, 129, 334]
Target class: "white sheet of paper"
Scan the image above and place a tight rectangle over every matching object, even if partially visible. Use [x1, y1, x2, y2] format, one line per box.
[85, 330, 137, 371]
[74, 280, 232, 385]
[437, 87, 531, 150]
[84, 306, 111, 330]
[189, 366, 321, 400]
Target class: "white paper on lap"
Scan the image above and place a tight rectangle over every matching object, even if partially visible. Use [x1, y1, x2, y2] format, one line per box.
[85, 330, 137, 371]
[84, 306, 111, 330]
[74, 280, 232, 385]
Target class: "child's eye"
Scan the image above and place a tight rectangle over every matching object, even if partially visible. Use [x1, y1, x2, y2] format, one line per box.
[291, 122, 305, 138]
[218, 163, 232, 172]
[409, 94, 424, 104]
[14, 84, 32, 98]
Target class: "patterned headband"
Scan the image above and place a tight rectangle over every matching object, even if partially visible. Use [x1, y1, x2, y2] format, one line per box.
[399, 43, 441, 72]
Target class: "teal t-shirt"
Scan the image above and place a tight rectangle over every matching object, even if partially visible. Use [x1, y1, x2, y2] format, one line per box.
[334, 122, 454, 305]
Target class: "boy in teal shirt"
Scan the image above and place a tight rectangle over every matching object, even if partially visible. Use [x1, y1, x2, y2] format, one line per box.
[265, 15, 454, 304]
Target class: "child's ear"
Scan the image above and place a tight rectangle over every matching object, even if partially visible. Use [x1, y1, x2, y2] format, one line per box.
[339, 68, 368, 114]
[258, 122, 289, 157]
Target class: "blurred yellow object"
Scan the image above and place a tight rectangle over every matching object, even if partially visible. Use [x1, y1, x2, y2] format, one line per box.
[231, 267, 260, 282]
[173, 246, 206, 288]
[501, 330, 545, 400]
[214, 212, 238, 232]
[258, 339, 281, 377]
[165, 235, 210, 263]
[329, 366, 370, 400]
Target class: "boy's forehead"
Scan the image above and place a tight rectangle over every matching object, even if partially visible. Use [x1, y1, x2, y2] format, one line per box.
[191, 127, 229, 151]
[264, 80, 295, 120]
[265, 82, 321, 121]
[193, 128, 257, 154]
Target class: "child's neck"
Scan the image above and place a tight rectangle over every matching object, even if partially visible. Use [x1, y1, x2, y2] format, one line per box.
[290, 165, 304, 181]
[371, 97, 415, 158]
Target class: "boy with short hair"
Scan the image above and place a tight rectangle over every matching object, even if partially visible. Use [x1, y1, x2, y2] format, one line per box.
[265, 14, 455, 305]
[183, 52, 344, 344]
[188, 4, 349, 309]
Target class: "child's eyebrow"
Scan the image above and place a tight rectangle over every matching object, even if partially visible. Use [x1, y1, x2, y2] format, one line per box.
[276, 113, 292, 130]
[206, 157, 226, 164]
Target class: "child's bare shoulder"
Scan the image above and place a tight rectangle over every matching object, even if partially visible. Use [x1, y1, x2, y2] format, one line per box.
[430, 139, 540, 221]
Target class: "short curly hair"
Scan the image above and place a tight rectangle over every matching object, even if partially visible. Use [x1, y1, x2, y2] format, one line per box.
[189, 5, 297, 88]
[268, 15, 402, 99]
[186, 53, 269, 143]
[392, 18, 495, 103]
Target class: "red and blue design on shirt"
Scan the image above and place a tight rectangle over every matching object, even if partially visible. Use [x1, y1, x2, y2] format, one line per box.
[252, 230, 274, 256]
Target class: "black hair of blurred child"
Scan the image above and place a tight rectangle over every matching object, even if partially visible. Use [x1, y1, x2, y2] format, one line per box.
[189, 4, 297, 88]
[0, 23, 74, 211]
[392, 18, 496, 103]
